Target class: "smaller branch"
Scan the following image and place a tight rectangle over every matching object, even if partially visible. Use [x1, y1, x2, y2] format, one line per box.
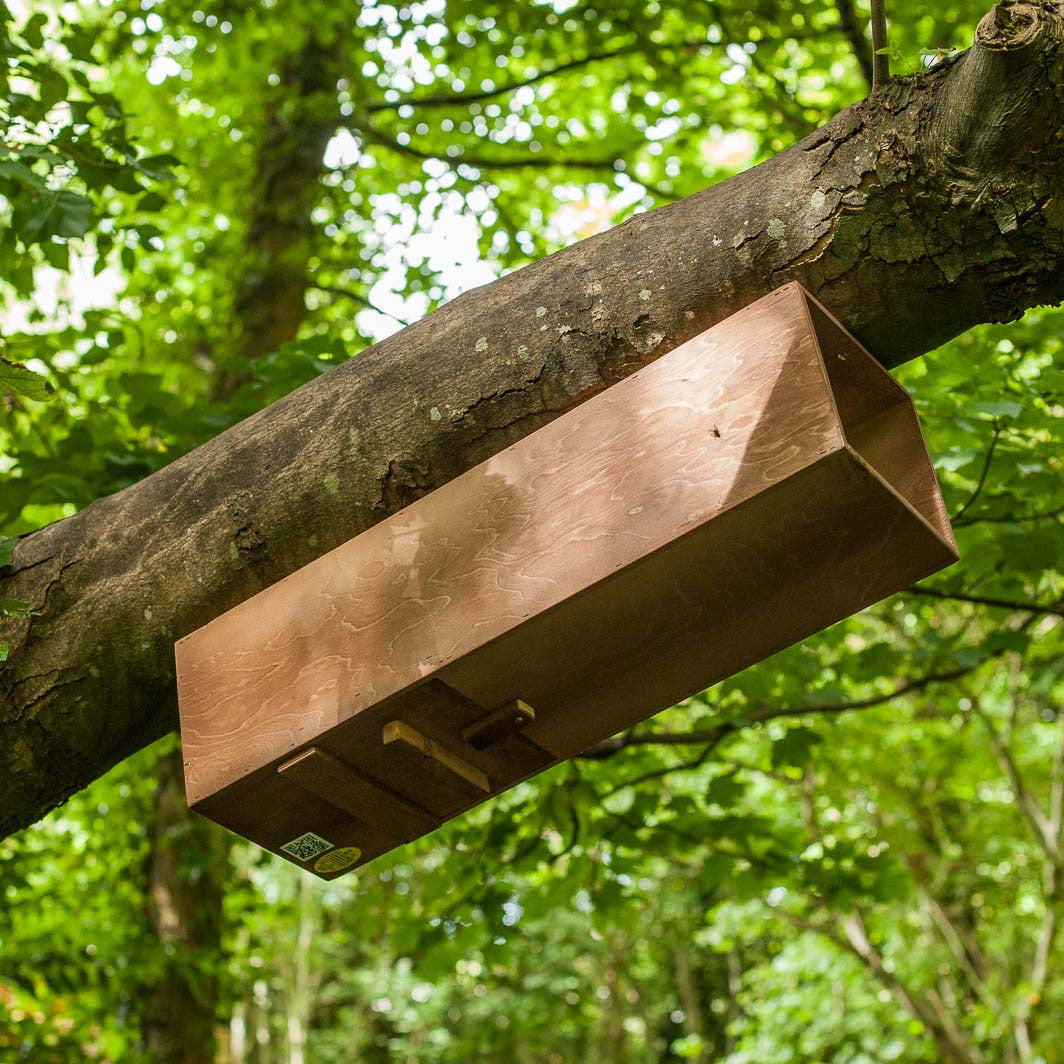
[955, 500, 1064, 528]
[358, 122, 618, 172]
[580, 666, 974, 764]
[777, 908, 980, 1064]
[1013, 714, 1064, 1058]
[954, 423, 1001, 522]
[920, 890, 997, 1012]
[552, 763, 584, 864]
[366, 46, 642, 112]
[601, 739, 723, 795]
[744, 666, 973, 727]
[308, 282, 412, 328]
[1049, 710, 1064, 850]
[838, 909, 983, 1064]
[965, 687, 1054, 857]
[907, 586, 1064, 618]
[580, 724, 730, 757]
[870, 0, 890, 91]
[708, 1, 813, 137]
[834, 0, 875, 89]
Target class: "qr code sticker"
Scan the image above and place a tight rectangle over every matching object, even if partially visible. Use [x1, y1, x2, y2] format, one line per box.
[281, 832, 334, 862]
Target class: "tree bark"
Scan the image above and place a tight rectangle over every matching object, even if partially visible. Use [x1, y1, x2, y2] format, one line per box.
[3, 1, 1064, 835]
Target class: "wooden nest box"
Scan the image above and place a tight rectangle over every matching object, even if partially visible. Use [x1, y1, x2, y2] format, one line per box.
[175, 282, 957, 879]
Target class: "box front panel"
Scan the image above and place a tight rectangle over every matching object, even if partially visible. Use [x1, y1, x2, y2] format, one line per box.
[198, 447, 955, 879]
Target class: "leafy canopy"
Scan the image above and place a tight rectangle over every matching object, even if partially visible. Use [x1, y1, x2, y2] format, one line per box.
[1, 1, 1063, 1062]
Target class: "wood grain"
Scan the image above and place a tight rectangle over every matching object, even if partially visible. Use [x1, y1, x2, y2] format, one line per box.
[175, 282, 957, 878]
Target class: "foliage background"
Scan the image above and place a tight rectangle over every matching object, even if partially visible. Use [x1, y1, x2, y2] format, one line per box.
[1, 0, 1062, 1061]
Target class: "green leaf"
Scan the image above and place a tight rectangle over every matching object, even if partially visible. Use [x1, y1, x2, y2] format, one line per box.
[705, 773, 745, 808]
[134, 153, 180, 181]
[0, 160, 47, 191]
[0, 356, 55, 401]
[53, 190, 95, 238]
[136, 191, 166, 212]
[90, 91, 124, 119]
[969, 399, 1023, 419]
[41, 238, 68, 270]
[19, 12, 47, 49]
[0, 537, 16, 567]
[34, 64, 68, 110]
[771, 726, 823, 769]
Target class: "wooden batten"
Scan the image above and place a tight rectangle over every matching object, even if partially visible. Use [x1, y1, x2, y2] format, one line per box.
[175, 282, 957, 879]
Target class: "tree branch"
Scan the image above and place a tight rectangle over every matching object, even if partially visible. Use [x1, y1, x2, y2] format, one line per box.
[954, 500, 1064, 528]
[358, 122, 619, 172]
[870, 0, 890, 90]
[920, 888, 997, 1012]
[366, 46, 644, 112]
[953, 423, 1001, 522]
[580, 666, 975, 770]
[308, 282, 413, 328]
[834, 0, 876, 90]
[599, 740, 724, 794]
[1009, 708, 1064, 1061]
[907, 586, 1064, 618]
[776, 908, 982, 1064]
[966, 688, 1054, 858]
[8, 1, 1064, 831]
[708, 1, 815, 137]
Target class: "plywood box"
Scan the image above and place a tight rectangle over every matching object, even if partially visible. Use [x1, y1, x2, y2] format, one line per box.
[175, 282, 957, 879]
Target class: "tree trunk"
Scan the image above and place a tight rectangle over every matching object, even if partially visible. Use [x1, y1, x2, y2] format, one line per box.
[673, 945, 711, 1063]
[142, 746, 229, 1064]
[3, 1, 1064, 834]
[223, 36, 342, 394]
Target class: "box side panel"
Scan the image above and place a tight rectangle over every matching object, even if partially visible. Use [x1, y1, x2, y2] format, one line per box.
[801, 294, 957, 554]
[178, 284, 844, 802]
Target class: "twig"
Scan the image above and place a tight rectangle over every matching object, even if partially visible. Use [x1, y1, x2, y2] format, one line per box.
[965, 684, 1054, 857]
[870, 0, 890, 91]
[580, 665, 975, 762]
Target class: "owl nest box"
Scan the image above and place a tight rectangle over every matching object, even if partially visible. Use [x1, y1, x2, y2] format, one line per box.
[175, 283, 957, 879]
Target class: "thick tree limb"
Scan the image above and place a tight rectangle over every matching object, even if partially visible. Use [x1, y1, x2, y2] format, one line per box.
[4, 2, 1064, 836]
